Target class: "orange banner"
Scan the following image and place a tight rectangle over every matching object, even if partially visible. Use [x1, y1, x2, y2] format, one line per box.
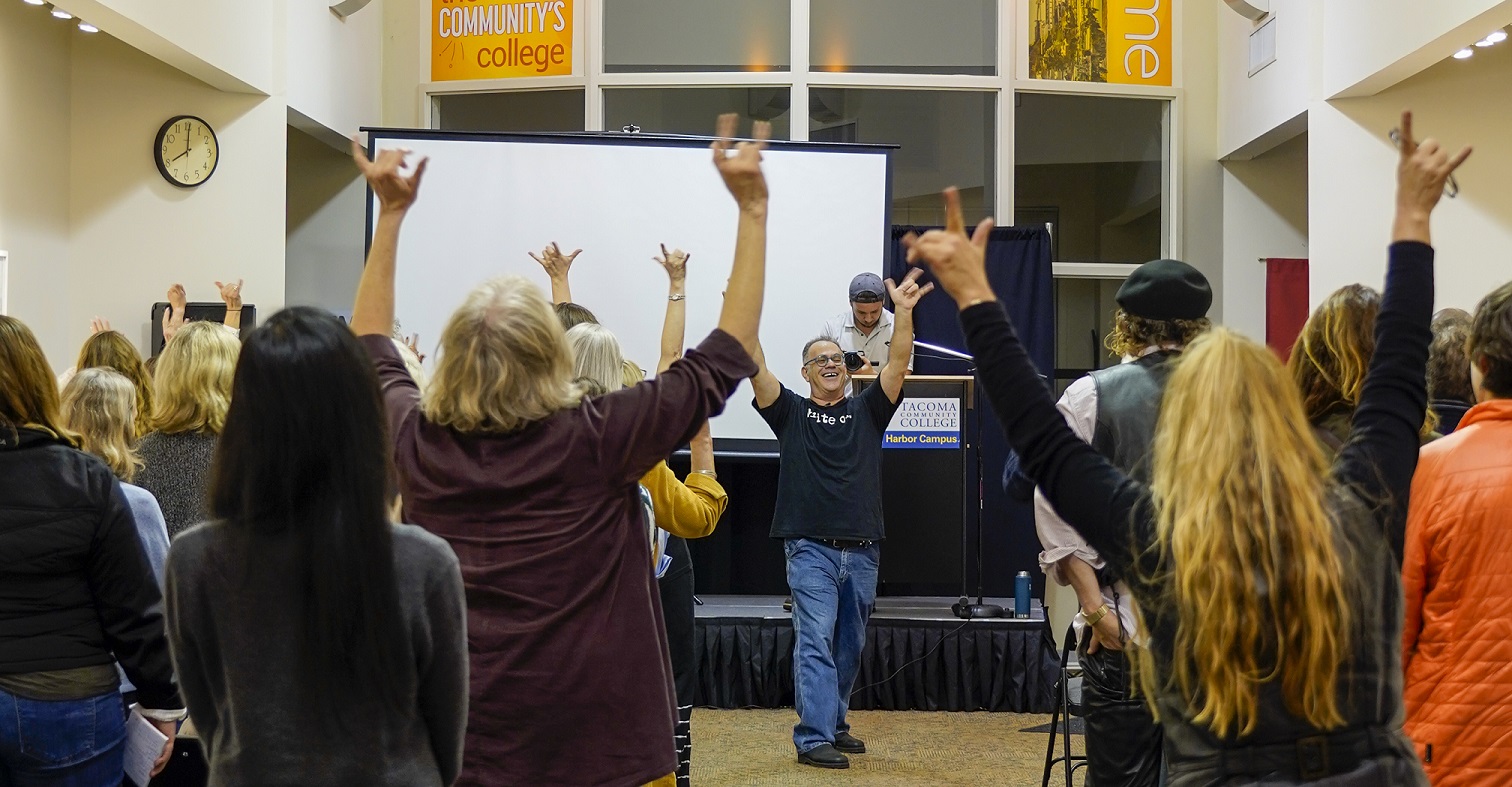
[432, 0, 573, 81]
[1106, 0, 1172, 86]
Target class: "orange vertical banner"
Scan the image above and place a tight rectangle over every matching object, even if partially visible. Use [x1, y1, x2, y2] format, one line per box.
[1107, 0, 1172, 86]
[432, 0, 574, 82]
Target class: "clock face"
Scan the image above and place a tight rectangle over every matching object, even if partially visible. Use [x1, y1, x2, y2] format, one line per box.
[154, 116, 218, 187]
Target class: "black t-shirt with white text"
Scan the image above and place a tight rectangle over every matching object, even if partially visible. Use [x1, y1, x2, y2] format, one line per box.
[755, 382, 903, 541]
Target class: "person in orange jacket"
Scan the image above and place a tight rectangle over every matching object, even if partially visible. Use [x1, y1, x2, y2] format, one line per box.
[1403, 279, 1512, 785]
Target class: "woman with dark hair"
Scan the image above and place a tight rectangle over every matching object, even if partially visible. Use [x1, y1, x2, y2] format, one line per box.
[1425, 308, 1475, 432]
[162, 307, 469, 786]
[0, 315, 181, 784]
[905, 111, 1467, 785]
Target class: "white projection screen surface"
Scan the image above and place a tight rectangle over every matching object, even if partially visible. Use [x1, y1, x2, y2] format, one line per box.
[365, 130, 892, 446]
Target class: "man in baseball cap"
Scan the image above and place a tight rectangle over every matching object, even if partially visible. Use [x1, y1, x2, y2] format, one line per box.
[818, 272, 914, 373]
[1033, 258, 1212, 787]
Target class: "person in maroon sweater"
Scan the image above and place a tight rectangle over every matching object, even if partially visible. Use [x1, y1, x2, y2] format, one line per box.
[347, 114, 770, 787]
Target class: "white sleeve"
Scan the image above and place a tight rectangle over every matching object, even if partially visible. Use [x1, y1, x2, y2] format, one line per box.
[1033, 376, 1103, 584]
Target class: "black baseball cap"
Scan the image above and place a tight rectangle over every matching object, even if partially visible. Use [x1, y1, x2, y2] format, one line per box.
[849, 272, 884, 303]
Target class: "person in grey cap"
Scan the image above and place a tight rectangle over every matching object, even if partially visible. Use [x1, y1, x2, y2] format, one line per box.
[1033, 258, 1212, 787]
[818, 272, 914, 372]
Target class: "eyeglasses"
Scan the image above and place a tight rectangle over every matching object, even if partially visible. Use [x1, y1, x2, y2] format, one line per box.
[1389, 128, 1459, 199]
[804, 353, 846, 368]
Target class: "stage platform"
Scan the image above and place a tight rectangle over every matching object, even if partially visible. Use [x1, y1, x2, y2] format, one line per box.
[692, 595, 1058, 713]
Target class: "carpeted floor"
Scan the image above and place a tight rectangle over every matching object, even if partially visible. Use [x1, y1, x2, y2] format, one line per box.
[691, 709, 1085, 786]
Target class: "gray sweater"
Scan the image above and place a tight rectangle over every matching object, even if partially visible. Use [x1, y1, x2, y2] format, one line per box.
[136, 431, 218, 539]
[164, 522, 469, 786]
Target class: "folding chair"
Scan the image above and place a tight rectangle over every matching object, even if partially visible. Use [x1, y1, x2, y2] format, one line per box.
[1041, 622, 1088, 787]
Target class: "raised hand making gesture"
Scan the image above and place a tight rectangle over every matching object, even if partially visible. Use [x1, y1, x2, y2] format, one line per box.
[1392, 110, 1472, 246]
[216, 278, 244, 330]
[90, 317, 112, 335]
[350, 137, 429, 337]
[528, 243, 583, 305]
[711, 113, 770, 215]
[884, 268, 935, 313]
[163, 283, 188, 344]
[901, 187, 997, 310]
[351, 137, 429, 215]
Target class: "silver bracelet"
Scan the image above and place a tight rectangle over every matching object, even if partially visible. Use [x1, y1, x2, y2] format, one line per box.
[691, 469, 717, 479]
[668, 294, 686, 302]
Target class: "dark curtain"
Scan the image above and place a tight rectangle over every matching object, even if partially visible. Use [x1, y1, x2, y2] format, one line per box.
[887, 225, 1055, 598]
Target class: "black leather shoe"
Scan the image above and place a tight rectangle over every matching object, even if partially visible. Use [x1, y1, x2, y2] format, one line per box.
[797, 744, 850, 769]
[833, 732, 866, 754]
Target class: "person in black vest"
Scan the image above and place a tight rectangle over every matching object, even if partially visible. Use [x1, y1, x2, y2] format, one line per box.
[750, 270, 931, 770]
[1034, 258, 1212, 787]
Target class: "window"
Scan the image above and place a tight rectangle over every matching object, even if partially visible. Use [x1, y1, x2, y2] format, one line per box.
[1015, 93, 1167, 263]
[603, 0, 790, 73]
[810, 0, 997, 75]
[436, 90, 586, 132]
[604, 88, 792, 139]
[810, 89, 994, 224]
[1052, 277, 1123, 394]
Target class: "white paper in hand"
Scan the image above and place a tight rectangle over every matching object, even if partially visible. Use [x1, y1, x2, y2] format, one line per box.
[124, 705, 169, 787]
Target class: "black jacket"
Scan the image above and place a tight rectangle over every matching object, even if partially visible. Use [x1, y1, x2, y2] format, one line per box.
[0, 426, 181, 710]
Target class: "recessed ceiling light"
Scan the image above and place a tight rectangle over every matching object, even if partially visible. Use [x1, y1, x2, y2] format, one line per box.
[77, 21, 97, 32]
[1475, 39, 1495, 47]
[1488, 30, 1509, 44]
[23, 0, 46, 6]
[1454, 48, 1474, 59]
[51, 8, 72, 18]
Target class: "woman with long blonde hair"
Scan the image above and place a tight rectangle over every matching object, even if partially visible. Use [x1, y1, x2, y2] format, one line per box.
[137, 319, 240, 537]
[58, 327, 156, 438]
[905, 111, 1467, 784]
[1291, 283, 1437, 448]
[60, 368, 171, 581]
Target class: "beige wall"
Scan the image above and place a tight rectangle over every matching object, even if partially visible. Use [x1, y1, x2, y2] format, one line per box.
[0, 3, 74, 365]
[286, 127, 366, 316]
[1310, 41, 1512, 313]
[1221, 133, 1309, 341]
[1179, 0, 1225, 322]
[66, 33, 286, 359]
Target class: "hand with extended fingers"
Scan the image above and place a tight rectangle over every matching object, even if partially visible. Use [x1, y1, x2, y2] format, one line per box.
[215, 278, 244, 310]
[885, 268, 935, 312]
[900, 187, 997, 310]
[1395, 110, 1472, 222]
[351, 137, 429, 214]
[654, 244, 690, 285]
[90, 317, 111, 334]
[528, 243, 582, 282]
[710, 113, 770, 213]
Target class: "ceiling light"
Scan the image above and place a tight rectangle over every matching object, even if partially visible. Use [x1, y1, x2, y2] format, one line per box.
[1453, 48, 1474, 59]
[77, 21, 97, 32]
[1475, 39, 1495, 47]
[51, 8, 72, 18]
[1488, 30, 1508, 44]
[23, 0, 46, 6]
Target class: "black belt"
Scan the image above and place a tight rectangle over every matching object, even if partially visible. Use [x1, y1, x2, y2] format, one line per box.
[815, 538, 875, 550]
[1214, 725, 1397, 781]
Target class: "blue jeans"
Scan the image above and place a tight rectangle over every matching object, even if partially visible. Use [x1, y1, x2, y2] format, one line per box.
[0, 688, 126, 787]
[784, 538, 879, 754]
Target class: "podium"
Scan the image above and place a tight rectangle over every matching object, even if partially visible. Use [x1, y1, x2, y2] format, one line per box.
[851, 375, 976, 596]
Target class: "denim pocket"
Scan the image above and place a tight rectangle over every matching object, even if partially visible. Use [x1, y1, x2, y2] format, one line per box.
[16, 693, 121, 767]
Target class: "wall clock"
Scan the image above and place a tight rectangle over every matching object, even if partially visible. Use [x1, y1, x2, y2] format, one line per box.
[154, 115, 218, 188]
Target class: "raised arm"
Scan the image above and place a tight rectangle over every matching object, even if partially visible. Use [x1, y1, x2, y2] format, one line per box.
[904, 187, 1150, 572]
[750, 341, 782, 409]
[350, 138, 429, 337]
[162, 283, 187, 345]
[1336, 111, 1470, 544]
[710, 113, 770, 357]
[879, 269, 933, 403]
[528, 243, 582, 305]
[655, 244, 690, 373]
[215, 278, 244, 330]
